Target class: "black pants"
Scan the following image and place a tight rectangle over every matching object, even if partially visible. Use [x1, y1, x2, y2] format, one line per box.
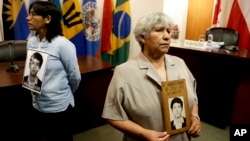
[29, 105, 74, 141]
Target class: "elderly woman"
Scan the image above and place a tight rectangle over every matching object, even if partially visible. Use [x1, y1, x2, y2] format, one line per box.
[102, 11, 201, 141]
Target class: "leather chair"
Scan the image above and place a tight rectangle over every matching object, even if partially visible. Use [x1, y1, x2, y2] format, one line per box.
[205, 27, 239, 50]
[0, 40, 27, 63]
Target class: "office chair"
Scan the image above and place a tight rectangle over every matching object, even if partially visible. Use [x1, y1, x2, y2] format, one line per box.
[205, 27, 239, 51]
[0, 40, 27, 62]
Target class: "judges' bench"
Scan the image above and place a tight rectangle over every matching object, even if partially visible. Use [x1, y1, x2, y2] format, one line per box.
[168, 46, 250, 129]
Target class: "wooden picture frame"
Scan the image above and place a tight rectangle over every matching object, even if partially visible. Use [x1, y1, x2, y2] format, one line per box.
[161, 79, 191, 135]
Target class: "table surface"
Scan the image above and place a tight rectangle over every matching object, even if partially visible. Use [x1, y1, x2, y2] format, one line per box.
[0, 55, 113, 87]
[170, 46, 250, 59]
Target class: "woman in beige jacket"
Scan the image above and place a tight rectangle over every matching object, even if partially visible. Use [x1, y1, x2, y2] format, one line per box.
[102, 11, 201, 141]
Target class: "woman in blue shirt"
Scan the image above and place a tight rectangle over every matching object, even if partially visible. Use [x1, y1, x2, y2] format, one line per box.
[25, 1, 81, 141]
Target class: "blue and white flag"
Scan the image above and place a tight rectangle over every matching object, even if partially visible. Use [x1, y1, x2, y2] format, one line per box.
[82, 0, 101, 57]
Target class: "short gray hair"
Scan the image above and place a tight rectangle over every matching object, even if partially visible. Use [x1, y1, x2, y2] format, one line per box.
[133, 12, 174, 50]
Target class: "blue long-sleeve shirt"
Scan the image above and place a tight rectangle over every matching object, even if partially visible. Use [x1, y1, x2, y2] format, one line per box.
[27, 35, 81, 113]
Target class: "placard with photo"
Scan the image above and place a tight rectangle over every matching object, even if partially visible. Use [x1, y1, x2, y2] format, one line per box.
[22, 49, 49, 94]
[161, 79, 191, 135]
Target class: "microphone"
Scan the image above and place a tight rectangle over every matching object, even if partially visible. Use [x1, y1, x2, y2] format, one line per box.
[6, 40, 19, 73]
[8, 42, 13, 65]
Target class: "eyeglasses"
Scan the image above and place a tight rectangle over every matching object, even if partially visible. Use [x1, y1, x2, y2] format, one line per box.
[28, 11, 39, 19]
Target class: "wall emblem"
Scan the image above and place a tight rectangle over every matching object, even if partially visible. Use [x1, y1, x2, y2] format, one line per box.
[82, 2, 100, 41]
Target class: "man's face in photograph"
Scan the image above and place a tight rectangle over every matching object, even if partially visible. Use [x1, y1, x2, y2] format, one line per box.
[29, 56, 41, 77]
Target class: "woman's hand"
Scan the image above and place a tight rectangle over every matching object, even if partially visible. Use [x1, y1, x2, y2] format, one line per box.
[188, 115, 202, 138]
[107, 119, 170, 141]
[142, 129, 170, 141]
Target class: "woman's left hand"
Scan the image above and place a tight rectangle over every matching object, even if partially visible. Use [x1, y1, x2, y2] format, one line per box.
[188, 115, 202, 138]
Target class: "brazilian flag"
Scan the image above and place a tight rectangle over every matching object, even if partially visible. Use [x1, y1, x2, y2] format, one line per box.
[102, 0, 131, 66]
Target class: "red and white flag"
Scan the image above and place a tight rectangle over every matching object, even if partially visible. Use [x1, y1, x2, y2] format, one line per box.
[212, 0, 221, 25]
[212, 0, 234, 27]
[227, 0, 250, 50]
[212, 0, 250, 50]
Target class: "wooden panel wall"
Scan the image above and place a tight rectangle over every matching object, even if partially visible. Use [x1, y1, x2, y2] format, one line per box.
[186, 0, 214, 41]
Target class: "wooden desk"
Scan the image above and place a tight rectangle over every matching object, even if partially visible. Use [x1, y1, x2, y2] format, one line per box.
[0, 56, 113, 87]
[0, 56, 113, 135]
[168, 46, 250, 128]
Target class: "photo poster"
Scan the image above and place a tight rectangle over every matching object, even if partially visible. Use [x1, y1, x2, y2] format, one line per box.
[22, 49, 49, 94]
[161, 79, 191, 135]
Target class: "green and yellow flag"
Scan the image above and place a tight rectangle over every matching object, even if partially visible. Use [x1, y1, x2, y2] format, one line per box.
[101, 0, 131, 66]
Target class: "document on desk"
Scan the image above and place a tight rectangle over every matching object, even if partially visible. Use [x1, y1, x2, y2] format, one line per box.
[183, 39, 207, 50]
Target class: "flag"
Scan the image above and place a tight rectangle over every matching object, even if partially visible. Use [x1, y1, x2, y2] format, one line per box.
[102, 0, 131, 66]
[2, 0, 30, 40]
[100, 0, 114, 63]
[51, 0, 61, 11]
[100, 0, 114, 53]
[212, 0, 234, 27]
[212, 0, 221, 25]
[212, 0, 250, 50]
[82, 0, 101, 57]
[227, 0, 250, 50]
[54, 0, 85, 56]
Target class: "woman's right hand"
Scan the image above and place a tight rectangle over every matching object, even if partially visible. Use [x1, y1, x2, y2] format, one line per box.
[142, 129, 170, 141]
[107, 119, 170, 141]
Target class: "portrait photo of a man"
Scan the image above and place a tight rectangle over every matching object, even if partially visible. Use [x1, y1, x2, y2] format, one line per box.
[169, 96, 187, 130]
[23, 50, 48, 93]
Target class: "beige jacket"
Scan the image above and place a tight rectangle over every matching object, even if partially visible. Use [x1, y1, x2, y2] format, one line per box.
[102, 52, 198, 141]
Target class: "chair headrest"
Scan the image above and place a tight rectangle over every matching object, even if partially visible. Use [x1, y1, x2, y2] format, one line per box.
[0, 40, 27, 63]
[205, 27, 239, 46]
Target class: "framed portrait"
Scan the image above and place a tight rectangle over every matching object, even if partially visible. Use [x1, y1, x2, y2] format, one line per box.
[22, 49, 49, 94]
[161, 79, 191, 135]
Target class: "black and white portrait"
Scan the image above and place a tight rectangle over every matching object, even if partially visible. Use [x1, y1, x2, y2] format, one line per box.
[22, 49, 48, 94]
[169, 96, 187, 130]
